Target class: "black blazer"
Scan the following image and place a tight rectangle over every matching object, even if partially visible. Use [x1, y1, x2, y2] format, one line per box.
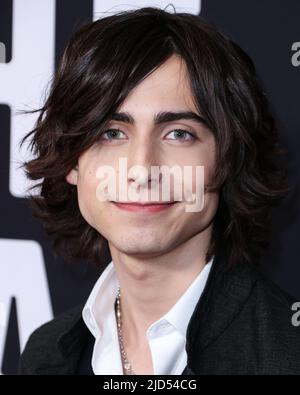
[18, 254, 300, 375]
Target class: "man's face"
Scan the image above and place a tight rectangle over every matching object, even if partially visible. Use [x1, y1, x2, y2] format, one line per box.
[66, 54, 219, 257]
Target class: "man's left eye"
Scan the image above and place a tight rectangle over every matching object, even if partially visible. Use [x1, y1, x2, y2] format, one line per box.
[165, 129, 195, 141]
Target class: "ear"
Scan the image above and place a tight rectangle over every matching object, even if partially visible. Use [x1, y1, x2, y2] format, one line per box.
[66, 165, 78, 185]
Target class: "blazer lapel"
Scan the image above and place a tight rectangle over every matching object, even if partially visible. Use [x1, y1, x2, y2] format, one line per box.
[32, 304, 88, 375]
[184, 253, 259, 373]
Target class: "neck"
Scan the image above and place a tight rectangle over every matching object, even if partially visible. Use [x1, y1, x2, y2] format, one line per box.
[109, 223, 213, 347]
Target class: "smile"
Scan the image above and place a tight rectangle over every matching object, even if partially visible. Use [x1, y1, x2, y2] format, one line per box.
[111, 201, 178, 213]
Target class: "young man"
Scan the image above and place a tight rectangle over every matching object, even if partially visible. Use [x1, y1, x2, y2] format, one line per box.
[18, 7, 300, 375]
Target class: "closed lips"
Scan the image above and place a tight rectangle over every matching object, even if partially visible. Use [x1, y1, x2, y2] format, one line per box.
[112, 202, 177, 205]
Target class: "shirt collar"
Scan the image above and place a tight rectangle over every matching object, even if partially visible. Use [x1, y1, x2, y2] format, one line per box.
[82, 256, 214, 340]
[82, 261, 119, 339]
[151, 257, 214, 337]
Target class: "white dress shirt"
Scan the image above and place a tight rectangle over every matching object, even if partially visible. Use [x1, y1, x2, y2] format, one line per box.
[82, 256, 214, 375]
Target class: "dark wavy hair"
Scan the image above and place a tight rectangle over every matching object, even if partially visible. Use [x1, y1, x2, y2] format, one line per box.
[20, 6, 289, 268]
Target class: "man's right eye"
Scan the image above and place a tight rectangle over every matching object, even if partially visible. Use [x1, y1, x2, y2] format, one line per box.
[100, 129, 127, 140]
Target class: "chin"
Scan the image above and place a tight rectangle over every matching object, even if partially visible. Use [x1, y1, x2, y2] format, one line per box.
[111, 236, 173, 257]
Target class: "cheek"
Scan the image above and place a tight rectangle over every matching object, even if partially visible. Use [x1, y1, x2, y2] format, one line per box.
[181, 147, 215, 205]
[199, 142, 216, 186]
[192, 191, 219, 225]
[76, 164, 103, 226]
[184, 153, 215, 196]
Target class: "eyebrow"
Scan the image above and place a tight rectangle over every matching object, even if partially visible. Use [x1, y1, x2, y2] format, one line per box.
[109, 111, 209, 127]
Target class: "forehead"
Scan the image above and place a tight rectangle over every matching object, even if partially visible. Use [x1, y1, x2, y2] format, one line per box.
[119, 54, 197, 114]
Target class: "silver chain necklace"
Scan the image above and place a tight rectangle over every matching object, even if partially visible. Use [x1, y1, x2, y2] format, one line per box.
[115, 286, 136, 375]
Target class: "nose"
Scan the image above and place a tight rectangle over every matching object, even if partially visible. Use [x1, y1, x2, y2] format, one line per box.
[126, 136, 160, 187]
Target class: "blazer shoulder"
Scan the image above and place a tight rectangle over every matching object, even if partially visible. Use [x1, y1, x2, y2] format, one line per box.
[250, 270, 300, 370]
[255, 271, 297, 311]
[18, 303, 84, 375]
